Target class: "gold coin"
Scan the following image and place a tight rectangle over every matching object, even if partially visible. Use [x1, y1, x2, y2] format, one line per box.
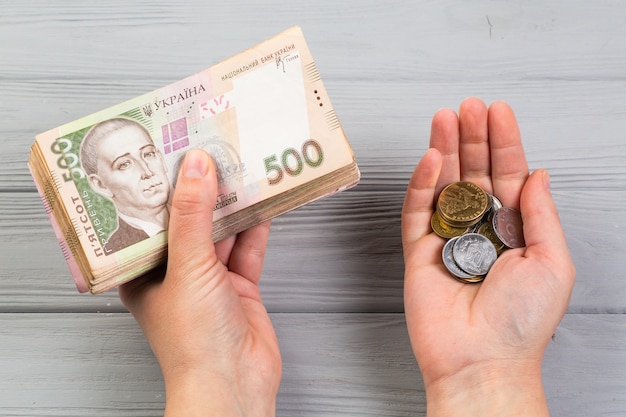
[454, 275, 485, 284]
[431, 212, 468, 238]
[476, 221, 506, 255]
[437, 181, 488, 227]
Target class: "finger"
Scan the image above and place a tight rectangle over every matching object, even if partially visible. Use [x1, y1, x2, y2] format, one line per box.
[215, 234, 237, 265]
[402, 148, 443, 248]
[227, 220, 272, 285]
[458, 97, 492, 191]
[520, 169, 576, 288]
[429, 108, 460, 196]
[166, 149, 220, 280]
[118, 263, 166, 313]
[488, 101, 529, 209]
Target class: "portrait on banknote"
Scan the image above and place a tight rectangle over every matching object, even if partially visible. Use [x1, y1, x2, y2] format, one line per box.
[79, 117, 171, 253]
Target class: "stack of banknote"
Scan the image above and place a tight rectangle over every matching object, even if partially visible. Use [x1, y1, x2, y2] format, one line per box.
[29, 26, 360, 294]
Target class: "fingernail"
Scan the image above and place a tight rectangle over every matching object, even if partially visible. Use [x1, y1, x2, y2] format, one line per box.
[542, 169, 551, 192]
[182, 150, 208, 178]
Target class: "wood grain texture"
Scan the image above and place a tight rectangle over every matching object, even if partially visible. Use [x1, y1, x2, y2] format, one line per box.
[1, 0, 625, 415]
[0, 189, 406, 313]
[0, 313, 624, 417]
[1, 186, 625, 313]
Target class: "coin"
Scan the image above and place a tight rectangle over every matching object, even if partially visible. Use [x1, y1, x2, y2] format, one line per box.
[492, 207, 525, 248]
[489, 193, 503, 211]
[452, 233, 498, 276]
[442, 237, 483, 283]
[429, 181, 525, 283]
[476, 221, 506, 255]
[437, 181, 488, 227]
[431, 212, 469, 239]
[479, 193, 501, 225]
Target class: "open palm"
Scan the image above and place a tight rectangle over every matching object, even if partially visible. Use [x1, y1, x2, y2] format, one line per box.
[402, 98, 576, 394]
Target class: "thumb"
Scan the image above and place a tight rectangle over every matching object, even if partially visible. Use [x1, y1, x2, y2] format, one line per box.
[166, 149, 219, 277]
[520, 169, 576, 287]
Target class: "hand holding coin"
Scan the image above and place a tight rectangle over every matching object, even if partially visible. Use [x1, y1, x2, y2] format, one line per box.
[402, 98, 575, 417]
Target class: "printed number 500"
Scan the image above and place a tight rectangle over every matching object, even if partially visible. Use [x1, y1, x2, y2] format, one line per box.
[264, 139, 324, 185]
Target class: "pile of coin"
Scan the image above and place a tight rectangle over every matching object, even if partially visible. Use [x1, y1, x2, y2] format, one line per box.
[431, 181, 525, 283]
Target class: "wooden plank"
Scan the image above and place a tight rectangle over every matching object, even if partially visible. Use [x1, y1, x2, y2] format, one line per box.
[7, 79, 626, 191]
[3, 0, 626, 190]
[1, 184, 625, 313]
[0, 313, 623, 416]
[1, 1, 625, 417]
[543, 314, 626, 416]
[1, 0, 625, 81]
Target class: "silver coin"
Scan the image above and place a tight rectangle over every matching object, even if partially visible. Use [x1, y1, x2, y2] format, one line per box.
[452, 233, 498, 276]
[489, 193, 503, 211]
[442, 237, 479, 281]
[492, 207, 525, 248]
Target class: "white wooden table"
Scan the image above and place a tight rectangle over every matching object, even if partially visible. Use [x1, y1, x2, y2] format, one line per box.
[1, 1, 625, 415]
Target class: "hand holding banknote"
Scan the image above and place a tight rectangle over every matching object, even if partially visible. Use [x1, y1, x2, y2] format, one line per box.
[402, 98, 576, 416]
[119, 150, 281, 417]
[29, 26, 359, 294]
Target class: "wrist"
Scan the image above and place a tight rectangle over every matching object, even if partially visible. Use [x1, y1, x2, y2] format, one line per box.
[163, 367, 277, 417]
[424, 360, 549, 417]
